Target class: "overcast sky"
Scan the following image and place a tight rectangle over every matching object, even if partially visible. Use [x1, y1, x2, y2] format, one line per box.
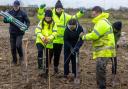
[0, 0, 128, 9]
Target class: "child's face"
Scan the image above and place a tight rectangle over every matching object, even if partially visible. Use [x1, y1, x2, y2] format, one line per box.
[45, 17, 52, 22]
[13, 6, 20, 11]
[68, 25, 76, 30]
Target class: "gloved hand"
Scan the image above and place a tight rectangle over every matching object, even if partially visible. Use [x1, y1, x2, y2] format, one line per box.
[43, 35, 54, 44]
[4, 17, 13, 23]
[47, 35, 54, 42]
[40, 4, 46, 9]
[79, 7, 86, 14]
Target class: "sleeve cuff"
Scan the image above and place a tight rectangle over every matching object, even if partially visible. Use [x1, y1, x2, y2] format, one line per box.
[82, 35, 86, 40]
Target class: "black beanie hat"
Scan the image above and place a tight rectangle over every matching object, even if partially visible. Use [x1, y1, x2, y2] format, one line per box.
[45, 9, 53, 17]
[55, 0, 63, 9]
[13, 0, 20, 6]
[113, 21, 122, 31]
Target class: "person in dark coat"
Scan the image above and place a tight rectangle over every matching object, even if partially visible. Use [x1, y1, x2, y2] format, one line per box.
[111, 21, 122, 79]
[3, 0, 30, 65]
[64, 19, 84, 78]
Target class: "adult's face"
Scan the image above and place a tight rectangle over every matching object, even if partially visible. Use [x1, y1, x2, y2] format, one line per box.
[13, 6, 20, 11]
[56, 8, 63, 14]
[91, 11, 100, 18]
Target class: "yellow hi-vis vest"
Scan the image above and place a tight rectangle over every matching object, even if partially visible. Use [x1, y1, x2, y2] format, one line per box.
[82, 12, 116, 59]
[35, 21, 57, 49]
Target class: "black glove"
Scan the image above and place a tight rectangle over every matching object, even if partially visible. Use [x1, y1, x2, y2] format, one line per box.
[40, 4, 46, 9]
[79, 7, 86, 14]
[3, 17, 13, 23]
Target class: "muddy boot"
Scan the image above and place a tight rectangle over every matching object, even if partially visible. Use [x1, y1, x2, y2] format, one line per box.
[112, 76, 116, 87]
[45, 69, 48, 77]
[64, 75, 68, 79]
[111, 74, 119, 87]
[38, 58, 43, 69]
[54, 67, 59, 74]
[40, 69, 48, 78]
[12, 58, 17, 65]
[67, 73, 75, 82]
[74, 77, 80, 84]
[38, 69, 43, 76]
[12, 60, 17, 65]
[19, 57, 24, 65]
[63, 75, 69, 84]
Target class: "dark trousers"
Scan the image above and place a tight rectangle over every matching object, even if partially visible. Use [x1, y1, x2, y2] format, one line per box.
[53, 43, 63, 68]
[10, 34, 23, 63]
[111, 57, 117, 74]
[96, 58, 111, 89]
[64, 48, 76, 77]
[36, 43, 53, 72]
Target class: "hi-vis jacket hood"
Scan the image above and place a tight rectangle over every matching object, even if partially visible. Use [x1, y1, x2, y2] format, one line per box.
[92, 12, 109, 24]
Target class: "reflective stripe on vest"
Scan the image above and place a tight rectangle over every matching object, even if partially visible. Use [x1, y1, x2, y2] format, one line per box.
[57, 25, 66, 28]
[93, 19, 113, 37]
[93, 46, 114, 51]
[52, 30, 57, 32]
[36, 27, 42, 30]
[93, 28, 113, 37]
[94, 29, 101, 37]
[57, 35, 63, 38]
[36, 32, 41, 36]
[50, 34, 55, 39]
[64, 13, 66, 26]
[103, 19, 113, 35]
[103, 19, 112, 26]
[104, 29, 113, 35]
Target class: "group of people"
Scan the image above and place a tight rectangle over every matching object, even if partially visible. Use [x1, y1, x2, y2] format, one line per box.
[36, 0, 85, 77]
[3, 0, 122, 89]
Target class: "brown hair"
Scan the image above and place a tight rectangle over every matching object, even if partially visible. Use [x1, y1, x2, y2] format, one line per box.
[92, 6, 103, 13]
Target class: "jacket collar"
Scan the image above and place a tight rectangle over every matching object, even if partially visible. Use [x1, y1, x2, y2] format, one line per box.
[53, 8, 64, 17]
[44, 20, 53, 25]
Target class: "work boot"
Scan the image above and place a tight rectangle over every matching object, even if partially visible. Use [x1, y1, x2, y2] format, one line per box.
[64, 75, 68, 79]
[38, 58, 43, 69]
[38, 69, 43, 76]
[54, 67, 59, 74]
[12, 60, 17, 65]
[12, 58, 17, 65]
[46, 69, 48, 75]
[19, 57, 24, 65]
[39, 69, 48, 79]
[68, 73, 75, 82]
[99, 83, 106, 89]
